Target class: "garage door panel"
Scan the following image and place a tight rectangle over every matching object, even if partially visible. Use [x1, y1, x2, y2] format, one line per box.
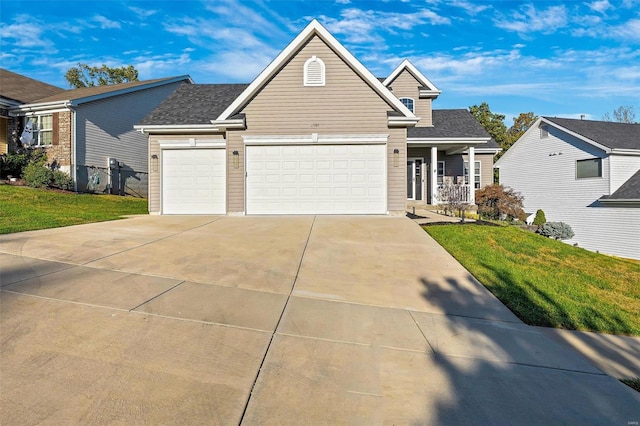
[162, 149, 226, 215]
[246, 144, 386, 214]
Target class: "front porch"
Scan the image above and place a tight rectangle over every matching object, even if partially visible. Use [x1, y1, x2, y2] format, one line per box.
[406, 145, 479, 206]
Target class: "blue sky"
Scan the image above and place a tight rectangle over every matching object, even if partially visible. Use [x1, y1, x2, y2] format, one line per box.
[2, 0, 639, 124]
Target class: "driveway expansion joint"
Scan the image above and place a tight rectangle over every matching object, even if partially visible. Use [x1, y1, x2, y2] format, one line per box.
[238, 215, 317, 425]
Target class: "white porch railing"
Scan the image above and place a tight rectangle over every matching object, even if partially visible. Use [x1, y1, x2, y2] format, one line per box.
[435, 184, 472, 205]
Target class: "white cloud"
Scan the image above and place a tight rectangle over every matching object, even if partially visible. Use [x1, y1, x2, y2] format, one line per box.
[335, 0, 351, 4]
[92, 15, 121, 30]
[587, 0, 612, 13]
[318, 7, 450, 45]
[450, 0, 491, 15]
[494, 4, 568, 35]
[129, 6, 157, 19]
[0, 14, 54, 48]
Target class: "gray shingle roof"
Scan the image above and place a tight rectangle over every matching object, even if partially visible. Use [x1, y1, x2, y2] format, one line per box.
[543, 116, 640, 150]
[139, 84, 248, 125]
[408, 109, 491, 139]
[603, 169, 640, 200]
[30, 76, 189, 104]
[0, 68, 63, 103]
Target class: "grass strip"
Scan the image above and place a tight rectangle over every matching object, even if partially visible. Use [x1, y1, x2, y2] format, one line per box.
[425, 223, 640, 336]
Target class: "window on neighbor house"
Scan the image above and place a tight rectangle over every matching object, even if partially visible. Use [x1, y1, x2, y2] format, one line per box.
[304, 56, 325, 86]
[464, 160, 482, 189]
[576, 158, 602, 179]
[540, 124, 549, 139]
[31, 114, 53, 146]
[399, 97, 414, 113]
[437, 161, 445, 185]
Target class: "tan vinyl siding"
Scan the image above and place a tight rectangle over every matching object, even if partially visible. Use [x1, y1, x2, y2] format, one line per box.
[228, 35, 407, 214]
[386, 69, 432, 127]
[226, 132, 245, 213]
[149, 138, 160, 213]
[462, 152, 496, 187]
[240, 36, 395, 134]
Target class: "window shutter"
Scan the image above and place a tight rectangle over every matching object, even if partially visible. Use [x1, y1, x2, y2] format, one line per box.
[53, 112, 59, 146]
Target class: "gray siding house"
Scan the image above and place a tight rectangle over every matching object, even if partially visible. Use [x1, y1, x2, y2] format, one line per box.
[136, 20, 498, 215]
[11, 76, 192, 196]
[495, 117, 640, 260]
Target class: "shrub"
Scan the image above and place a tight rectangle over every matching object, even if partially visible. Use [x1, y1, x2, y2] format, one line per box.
[533, 209, 547, 226]
[23, 162, 53, 188]
[475, 184, 526, 221]
[0, 151, 31, 178]
[537, 222, 574, 240]
[52, 170, 74, 191]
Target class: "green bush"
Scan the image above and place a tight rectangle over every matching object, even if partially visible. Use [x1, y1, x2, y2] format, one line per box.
[52, 170, 74, 190]
[533, 209, 547, 226]
[23, 162, 53, 188]
[0, 151, 31, 178]
[537, 222, 574, 240]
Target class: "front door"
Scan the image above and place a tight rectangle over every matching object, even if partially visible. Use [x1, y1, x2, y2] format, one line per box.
[407, 158, 423, 201]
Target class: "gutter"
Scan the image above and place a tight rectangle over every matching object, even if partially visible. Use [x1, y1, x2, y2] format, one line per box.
[134, 124, 223, 135]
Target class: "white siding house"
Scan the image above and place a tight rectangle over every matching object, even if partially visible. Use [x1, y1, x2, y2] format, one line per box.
[495, 117, 640, 260]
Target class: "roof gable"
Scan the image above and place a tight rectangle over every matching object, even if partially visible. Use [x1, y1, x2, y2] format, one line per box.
[543, 116, 640, 151]
[0, 68, 63, 104]
[383, 60, 441, 98]
[216, 19, 416, 124]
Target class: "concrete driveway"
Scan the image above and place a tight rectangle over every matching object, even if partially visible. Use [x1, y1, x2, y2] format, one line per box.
[1, 216, 638, 425]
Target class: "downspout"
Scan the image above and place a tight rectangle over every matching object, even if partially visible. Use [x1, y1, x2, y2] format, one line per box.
[70, 107, 77, 192]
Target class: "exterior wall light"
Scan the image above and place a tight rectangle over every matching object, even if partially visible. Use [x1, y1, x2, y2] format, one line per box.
[151, 154, 158, 172]
[393, 149, 400, 167]
[232, 150, 239, 169]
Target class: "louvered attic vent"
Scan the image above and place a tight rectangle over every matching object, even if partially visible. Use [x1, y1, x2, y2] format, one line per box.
[304, 56, 325, 86]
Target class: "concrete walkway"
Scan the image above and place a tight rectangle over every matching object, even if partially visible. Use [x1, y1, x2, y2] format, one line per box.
[1, 216, 639, 425]
[410, 209, 640, 382]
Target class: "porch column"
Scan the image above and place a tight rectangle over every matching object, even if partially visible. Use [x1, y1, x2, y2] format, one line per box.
[468, 145, 475, 204]
[430, 146, 438, 204]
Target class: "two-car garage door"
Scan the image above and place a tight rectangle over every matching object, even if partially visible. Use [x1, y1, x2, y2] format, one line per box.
[246, 144, 386, 214]
[161, 144, 387, 215]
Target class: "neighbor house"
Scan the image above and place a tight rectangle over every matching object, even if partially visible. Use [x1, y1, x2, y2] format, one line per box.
[495, 116, 640, 260]
[0, 68, 64, 155]
[135, 20, 498, 215]
[10, 75, 192, 196]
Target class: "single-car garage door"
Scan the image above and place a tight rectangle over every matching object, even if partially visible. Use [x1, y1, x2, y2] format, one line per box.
[162, 149, 226, 214]
[246, 144, 386, 214]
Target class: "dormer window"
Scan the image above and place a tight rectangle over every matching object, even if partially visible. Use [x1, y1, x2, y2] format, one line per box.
[400, 97, 414, 113]
[304, 56, 325, 86]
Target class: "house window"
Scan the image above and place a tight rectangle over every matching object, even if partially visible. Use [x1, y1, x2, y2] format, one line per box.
[576, 158, 602, 179]
[540, 124, 548, 139]
[28, 115, 53, 146]
[304, 56, 325, 86]
[437, 161, 445, 185]
[464, 160, 482, 189]
[400, 97, 414, 113]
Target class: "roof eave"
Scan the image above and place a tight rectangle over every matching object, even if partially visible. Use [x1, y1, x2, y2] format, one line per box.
[541, 117, 612, 154]
[388, 116, 420, 127]
[10, 100, 72, 115]
[134, 124, 222, 135]
[210, 118, 246, 130]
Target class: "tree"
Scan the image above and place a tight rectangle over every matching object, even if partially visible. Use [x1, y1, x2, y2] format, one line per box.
[475, 184, 525, 221]
[65, 63, 139, 88]
[602, 105, 637, 123]
[469, 102, 507, 147]
[504, 112, 537, 151]
[533, 209, 547, 227]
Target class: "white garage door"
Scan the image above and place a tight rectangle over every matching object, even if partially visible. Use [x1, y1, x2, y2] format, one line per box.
[162, 149, 226, 214]
[246, 144, 386, 214]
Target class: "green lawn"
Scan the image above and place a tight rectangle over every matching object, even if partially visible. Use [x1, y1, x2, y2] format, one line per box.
[0, 185, 148, 234]
[425, 223, 640, 336]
